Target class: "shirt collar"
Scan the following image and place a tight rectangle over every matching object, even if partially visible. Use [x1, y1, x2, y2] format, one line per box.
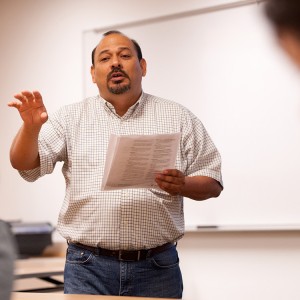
[99, 91, 146, 119]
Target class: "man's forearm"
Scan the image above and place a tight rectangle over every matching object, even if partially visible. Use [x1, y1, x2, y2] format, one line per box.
[181, 175, 223, 201]
[10, 124, 41, 170]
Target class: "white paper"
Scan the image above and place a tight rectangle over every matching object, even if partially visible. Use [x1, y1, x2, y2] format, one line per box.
[101, 133, 181, 191]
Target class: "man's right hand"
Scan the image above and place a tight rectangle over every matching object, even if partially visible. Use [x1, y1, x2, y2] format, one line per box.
[8, 90, 48, 170]
[8, 90, 48, 127]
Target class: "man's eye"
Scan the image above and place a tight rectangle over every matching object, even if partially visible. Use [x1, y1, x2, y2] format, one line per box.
[100, 57, 109, 62]
[121, 54, 131, 59]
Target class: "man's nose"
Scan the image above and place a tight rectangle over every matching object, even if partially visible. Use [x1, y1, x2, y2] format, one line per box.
[111, 56, 122, 68]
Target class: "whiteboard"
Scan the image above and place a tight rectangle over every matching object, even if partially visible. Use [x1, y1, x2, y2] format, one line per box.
[82, 3, 300, 228]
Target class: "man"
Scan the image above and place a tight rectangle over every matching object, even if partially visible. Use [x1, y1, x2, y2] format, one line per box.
[265, 0, 300, 68]
[8, 31, 223, 298]
[0, 220, 16, 300]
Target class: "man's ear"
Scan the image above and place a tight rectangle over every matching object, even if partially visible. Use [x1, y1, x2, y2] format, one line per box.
[90, 65, 96, 83]
[140, 58, 147, 77]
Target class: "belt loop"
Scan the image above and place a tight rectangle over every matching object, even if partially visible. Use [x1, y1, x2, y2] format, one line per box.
[146, 249, 152, 258]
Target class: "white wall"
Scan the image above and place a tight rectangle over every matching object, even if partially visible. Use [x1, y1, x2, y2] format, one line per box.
[178, 231, 300, 300]
[1, 1, 300, 299]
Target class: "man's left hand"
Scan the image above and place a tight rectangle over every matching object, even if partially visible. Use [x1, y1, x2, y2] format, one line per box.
[155, 169, 185, 196]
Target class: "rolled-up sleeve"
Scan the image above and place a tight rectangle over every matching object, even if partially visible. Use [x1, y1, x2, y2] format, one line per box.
[19, 110, 67, 182]
[181, 111, 223, 187]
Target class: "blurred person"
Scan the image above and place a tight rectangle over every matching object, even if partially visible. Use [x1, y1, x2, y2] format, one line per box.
[265, 0, 300, 68]
[8, 30, 223, 298]
[0, 220, 16, 300]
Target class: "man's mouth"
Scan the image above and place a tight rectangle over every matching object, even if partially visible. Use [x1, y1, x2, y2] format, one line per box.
[110, 72, 124, 82]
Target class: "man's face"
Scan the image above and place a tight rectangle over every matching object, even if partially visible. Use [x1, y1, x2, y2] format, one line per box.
[91, 34, 146, 99]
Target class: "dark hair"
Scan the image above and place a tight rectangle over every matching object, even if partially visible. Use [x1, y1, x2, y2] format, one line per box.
[265, 0, 300, 36]
[91, 30, 143, 65]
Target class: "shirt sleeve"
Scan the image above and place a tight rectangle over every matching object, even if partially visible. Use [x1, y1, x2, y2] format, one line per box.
[19, 109, 67, 182]
[181, 109, 223, 187]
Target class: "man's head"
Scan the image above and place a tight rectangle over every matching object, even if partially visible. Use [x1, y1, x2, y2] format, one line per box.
[265, 0, 300, 68]
[91, 30, 143, 65]
[90, 30, 147, 102]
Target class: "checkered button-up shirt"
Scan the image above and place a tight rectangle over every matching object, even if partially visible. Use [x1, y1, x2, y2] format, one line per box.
[20, 92, 222, 250]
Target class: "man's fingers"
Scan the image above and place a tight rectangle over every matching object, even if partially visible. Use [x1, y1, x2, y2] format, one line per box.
[33, 90, 43, 104]
[7, 101, 22, 108]
[157, 169, 185, 183]
[21, 91, 36, 102]
[159, 175, 181, 184]
[12, 90, 43, 107]
[13, 93, 28, 103]
[155, 180, 182, 196]
[162, 169, 179, 176]
[155, 169, 185, 195]
[162, 169, 185, 178]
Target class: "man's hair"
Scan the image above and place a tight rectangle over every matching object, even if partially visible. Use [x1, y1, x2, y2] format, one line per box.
[91, 30, 143, 65]
[265, 0, 300, 37]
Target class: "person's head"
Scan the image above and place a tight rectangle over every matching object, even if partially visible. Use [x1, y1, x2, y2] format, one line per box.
[265, 0, 300, 68]
[90, 30, 147, 104]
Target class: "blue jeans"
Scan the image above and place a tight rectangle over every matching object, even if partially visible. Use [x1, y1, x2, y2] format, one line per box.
[64, 243, 183, 298]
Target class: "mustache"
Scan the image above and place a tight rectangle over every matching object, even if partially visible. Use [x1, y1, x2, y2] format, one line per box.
[107, 67, 129, 80]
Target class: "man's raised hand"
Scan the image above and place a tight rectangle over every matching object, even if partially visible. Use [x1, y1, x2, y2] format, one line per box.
[8, 90, 48, 127]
